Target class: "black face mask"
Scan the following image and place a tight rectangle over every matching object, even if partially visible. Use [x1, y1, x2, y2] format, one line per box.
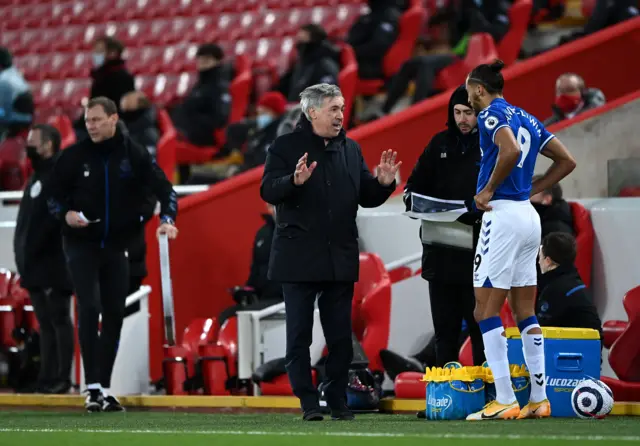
[26, 146, 41, 164]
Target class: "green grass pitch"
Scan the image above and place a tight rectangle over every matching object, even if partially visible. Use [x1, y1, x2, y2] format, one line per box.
[0, 411, 639, 446]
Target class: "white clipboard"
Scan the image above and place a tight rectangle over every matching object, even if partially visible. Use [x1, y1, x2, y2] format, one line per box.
[159, 234, 177, 346]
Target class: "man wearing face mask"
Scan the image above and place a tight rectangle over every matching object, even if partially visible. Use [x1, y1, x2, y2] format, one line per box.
[47, 97, 178, 413]
[170, 43, 231, 148]
[277, 24, 340, 103]
[347, 0, 403, 79]
[401, 85, 485, 369]
[13, 124, 74, 394]
[543, 74, 605, 126]
[537, 232, 602, 344]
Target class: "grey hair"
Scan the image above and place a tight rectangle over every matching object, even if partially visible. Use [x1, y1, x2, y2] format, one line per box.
[299, 83, 343, 120]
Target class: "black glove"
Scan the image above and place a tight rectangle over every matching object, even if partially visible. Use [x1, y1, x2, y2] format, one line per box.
[230, 286, 259, 306]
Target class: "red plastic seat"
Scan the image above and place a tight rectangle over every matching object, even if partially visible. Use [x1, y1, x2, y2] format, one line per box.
[217, 316, 238, 377]
[47, 114, 77, 149]
[356, 0, 426, 95]
[260, 369, 318, 395]
[619, 186, 640, 197]
[568, 201, 594, 288]
[602, 320, 627, 349]
[394, 371, 424, 398]
[601, 286, 640, 401]
[435, 33, 499, 91]
[497, 0, 533, 66]
[337, 42, 358, 127]
[582, 0, 596, 18]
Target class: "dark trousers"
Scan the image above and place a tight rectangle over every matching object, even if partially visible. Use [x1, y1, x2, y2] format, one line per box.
[282, 282, 354, 412]
[382, 54, 458, 113]
[28, 287, 74, 385]
[63, 238, 129, 388]
[428, 280, 485, 367]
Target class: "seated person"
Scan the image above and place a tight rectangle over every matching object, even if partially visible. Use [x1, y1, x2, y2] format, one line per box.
[170, 43, 231, 147]
[347, 0, 403, 80]
[0, 47, 34, 140]
[277, 24, 340, 103]
[558, 0, 638, 45]
[74, 36, 135, 139]
[543, 74, 605, 126]
[369, 1, 511, 117]
[120, 91, 159, 158]
[218, 203, 282, 327]
[223, 91, 288, 170]
[530, 175, 574, 238]
[537, 232, 602, 344]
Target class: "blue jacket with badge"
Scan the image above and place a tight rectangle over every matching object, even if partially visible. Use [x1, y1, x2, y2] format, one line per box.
[47, 127, 177, 250]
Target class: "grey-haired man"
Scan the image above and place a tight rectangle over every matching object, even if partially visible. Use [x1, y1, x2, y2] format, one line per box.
[260, 83, 401, 421]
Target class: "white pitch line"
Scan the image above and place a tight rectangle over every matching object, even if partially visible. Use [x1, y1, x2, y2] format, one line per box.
[0, 428, 638, 442]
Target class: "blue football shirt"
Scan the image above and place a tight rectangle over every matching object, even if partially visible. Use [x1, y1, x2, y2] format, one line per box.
[476, 98, 555, 201]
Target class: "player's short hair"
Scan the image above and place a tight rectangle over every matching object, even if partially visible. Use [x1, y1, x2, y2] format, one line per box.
[541, 232, 577, 266]
[467, 59, 506, 94]
[87, 96, 118, 116]
[32, 124, 61, 153]
[532, 175, 563, 202]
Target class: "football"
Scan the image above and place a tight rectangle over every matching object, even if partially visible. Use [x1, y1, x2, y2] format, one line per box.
[571, 378, 614, 419]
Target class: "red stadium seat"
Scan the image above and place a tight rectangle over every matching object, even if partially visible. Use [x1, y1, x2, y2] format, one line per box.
[497, 0, 533, 66]
[602, 320, 627, 349]
[394, 371, 425, 398]
[356, 0, 427, 95]
[434, 33, 499, 91]
[337, 43, 358, 127]
[601, 286, 640, 401]
[47, 114, 77, 149]
[619, 186, 640, 197]
[568, 201, 594, 288]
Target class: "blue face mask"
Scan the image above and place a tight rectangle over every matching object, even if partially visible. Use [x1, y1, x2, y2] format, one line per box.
[92, 53, 105, 68]
[256, 114, 274, 130]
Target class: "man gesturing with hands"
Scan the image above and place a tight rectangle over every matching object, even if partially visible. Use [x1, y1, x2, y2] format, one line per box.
[261, 84, 400, 422]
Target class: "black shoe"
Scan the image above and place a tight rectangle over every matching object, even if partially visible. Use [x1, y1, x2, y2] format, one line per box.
[331, 405, 355, 421]
[84, 390, 103, 413]
[302, 408, 324, 421]
[102, 395, 125, 412]
[416, 410, 426, 419]
[45, 380, 72, 394]
[379, 349, 424, 381]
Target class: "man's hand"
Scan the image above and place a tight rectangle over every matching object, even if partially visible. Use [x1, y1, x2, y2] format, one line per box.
[293, 152, 317, 186]
[474, 188, 494, 211]
[377, 150, 402, 186]
[65, 211, 89, 228]
[157, 223, 178, 239]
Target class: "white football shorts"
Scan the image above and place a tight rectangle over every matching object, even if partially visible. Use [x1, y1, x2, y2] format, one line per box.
[473, 199, 541, 289]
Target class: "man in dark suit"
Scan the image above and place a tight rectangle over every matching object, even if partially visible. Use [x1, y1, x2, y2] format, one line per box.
[260, 83, 401, 421]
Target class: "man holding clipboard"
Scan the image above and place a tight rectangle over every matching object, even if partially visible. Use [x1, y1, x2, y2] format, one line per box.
[403, 85, 485, 368]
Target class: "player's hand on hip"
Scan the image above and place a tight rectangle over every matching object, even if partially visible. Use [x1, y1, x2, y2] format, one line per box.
[293, 152, 317, 186]
[65, 211, 89, 228]
[377, 150, 402, 186]
[157, 223, 178, 239]
[474, 189, 494, 211]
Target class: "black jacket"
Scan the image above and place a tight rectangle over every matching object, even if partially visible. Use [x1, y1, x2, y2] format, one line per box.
[171, 65, 231, 146]
[260, 117, 396, 282]
[47, 127, 177, 250]
[347, 0, 402, 79]
[13, 154, 71, 291]
[277, 41, 341, 102]
[246, 214, 282, 301]
[532, 199, 575, 239]
[404, 86, 482, 284]
[536, 264, 602, 337]
[90, 59, 135, 112]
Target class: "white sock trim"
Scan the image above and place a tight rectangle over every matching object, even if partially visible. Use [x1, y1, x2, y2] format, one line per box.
[87, 383, 102, 391]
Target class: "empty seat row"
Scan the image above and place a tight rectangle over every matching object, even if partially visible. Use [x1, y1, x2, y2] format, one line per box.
[0, 0, 364, 29]
[2, 6, 363, 55]
[14, 37, 296, 83]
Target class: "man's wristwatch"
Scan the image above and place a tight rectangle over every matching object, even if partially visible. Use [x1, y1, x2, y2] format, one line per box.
[161, 216, 175, 226]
